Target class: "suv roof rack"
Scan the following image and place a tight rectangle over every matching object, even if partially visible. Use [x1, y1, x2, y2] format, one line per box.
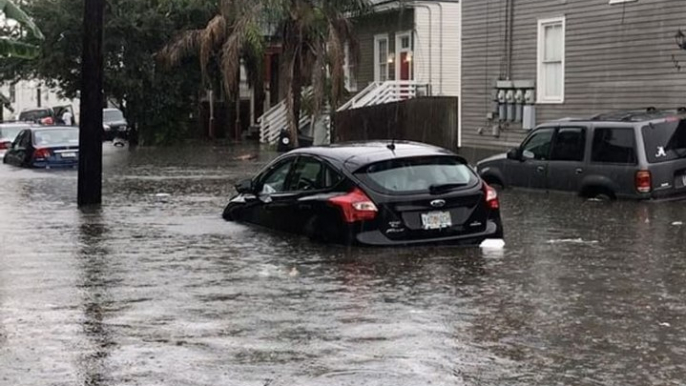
[590, 107, 683, 123]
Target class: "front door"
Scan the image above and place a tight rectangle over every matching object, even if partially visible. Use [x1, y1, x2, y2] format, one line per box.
[546, 126, 588, 192]
[396, 32, 413, 81]
[502, 127, 555, 190]
[5, 130, 31, 166]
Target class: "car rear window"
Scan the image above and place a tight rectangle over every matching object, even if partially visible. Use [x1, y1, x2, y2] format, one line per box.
[33, 129, 79, 146]
[355, 156, 478, 195]
[19, 109, 51, 121]
[104, 110, 124, 122]
[642, 119, 686, 163]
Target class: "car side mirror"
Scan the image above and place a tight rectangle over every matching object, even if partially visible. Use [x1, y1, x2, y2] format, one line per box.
[506, 148, 521, 161]
[235, 178, 254, 194]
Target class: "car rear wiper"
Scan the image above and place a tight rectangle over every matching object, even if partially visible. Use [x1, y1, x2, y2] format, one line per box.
[429, 183, 468, 195]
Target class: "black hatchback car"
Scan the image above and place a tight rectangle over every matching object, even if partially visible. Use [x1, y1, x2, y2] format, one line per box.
[223, 141, 503, 246]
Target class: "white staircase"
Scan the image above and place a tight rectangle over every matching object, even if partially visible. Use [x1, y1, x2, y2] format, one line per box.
[258, 89, 313, 145]
[337, 80, 430, 112]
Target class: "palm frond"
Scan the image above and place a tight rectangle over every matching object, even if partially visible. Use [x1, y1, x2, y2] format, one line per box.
[200, 15, 227, 81]
[0, 37, 40, 59]
[0, 0, 44, 40]
[157, 29, 203, 67]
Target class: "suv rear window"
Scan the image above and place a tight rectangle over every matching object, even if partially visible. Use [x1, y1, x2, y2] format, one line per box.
[591, 128, 637, 164]
[355, 156, 478, 195]
[642, 119, 686, 163]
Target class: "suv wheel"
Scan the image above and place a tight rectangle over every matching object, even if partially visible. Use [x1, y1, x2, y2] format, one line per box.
[582, 186, 615, 201]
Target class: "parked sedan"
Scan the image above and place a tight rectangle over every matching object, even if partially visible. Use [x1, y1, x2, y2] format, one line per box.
[223, 141, 503, 246]
[0, 123, 31, 159]
[3, 126, 79, 168]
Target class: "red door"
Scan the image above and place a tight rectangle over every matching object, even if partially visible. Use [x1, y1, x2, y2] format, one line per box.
[399, 52, 411, 81]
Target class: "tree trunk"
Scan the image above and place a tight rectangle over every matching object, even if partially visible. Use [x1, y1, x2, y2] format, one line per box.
[77, 0, 104, 207]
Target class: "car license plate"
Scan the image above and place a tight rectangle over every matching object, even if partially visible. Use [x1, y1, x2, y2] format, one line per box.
[421, 211, 452, 230]
[61, 152, 76, 158]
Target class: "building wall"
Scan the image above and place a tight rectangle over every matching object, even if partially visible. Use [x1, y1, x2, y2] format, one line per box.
[0, 81, 80, 121]
[354, 9, 415, 88]
[414, 1, 461, 99]
[461, 0, 686, 150]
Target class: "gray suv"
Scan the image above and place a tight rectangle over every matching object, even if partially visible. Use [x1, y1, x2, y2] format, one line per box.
[477, 109, 686, 200]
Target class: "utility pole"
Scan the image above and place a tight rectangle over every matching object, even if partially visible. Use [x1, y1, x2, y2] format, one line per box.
[77, 0, 104, 206]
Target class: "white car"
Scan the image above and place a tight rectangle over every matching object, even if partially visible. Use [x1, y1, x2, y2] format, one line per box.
[0, 123, 31, 159]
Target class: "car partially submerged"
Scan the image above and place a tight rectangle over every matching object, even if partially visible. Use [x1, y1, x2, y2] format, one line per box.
[223, 141, 503, 246]
[2, 126, 79, 168]
[0, 122, 31, 159]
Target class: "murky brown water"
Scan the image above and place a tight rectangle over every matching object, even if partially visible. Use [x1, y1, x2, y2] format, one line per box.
[1, 143, 685, 386]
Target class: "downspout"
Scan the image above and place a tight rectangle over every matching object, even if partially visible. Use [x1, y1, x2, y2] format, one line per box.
[412, 4, 432, 92]
[508, 0, 515, 80]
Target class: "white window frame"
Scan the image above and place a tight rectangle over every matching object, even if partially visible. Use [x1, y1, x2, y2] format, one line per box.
[395, 30, 413, 81]
[373, 33, 389, 82]
[609, 0, 637, 4]
[343, 43, 357, 92]
[537, 16, 566, 104]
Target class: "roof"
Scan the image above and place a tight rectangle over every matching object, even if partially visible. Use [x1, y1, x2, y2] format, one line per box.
[30, 125, 78, 131]
[549, 108, 686, 124]
[290, 140, 461, 170]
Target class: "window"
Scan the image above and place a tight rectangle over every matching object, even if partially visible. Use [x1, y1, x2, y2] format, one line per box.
[355, 156, 478, 195]
[551, 127, 586, 162]
[522, 128, 555, 160]
[374, 34, 389, 82]
[591, 128, 637, 164]
[288, 157, 343, 191]
[259, 159, 294, 194]
[642, 120, 686, 163]
[537, 17, 565, 103]
[344, 43, 357, 92]
[9, 84, 15, 103]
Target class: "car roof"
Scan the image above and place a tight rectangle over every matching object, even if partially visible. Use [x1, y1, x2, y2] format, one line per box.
[103, 108, 122, 112]
[30, 126, 78, 131]
[289, 140, 463, 170]
[545, 108, 686, 126]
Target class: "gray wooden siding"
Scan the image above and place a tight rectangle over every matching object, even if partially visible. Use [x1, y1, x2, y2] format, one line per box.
[353, 9, 415, 88]
[462, 0, 686, 150]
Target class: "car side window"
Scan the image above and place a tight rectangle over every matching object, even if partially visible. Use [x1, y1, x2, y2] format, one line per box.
[287, 157, 345, 192]
[551, 127, 586, 162]
[521, 128, 554, 160]
[259, 159, 294, 194]
[591, 128, 637, 164]
[13, 130, 28, 149]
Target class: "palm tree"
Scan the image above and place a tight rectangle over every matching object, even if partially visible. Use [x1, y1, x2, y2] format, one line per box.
[158, 0, 265, 139]
[266, 0, 369, 147]
[0, 0, 44, 59]
[159, 0, 369, 145]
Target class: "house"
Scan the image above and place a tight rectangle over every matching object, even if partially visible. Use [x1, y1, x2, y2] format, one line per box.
[461, 0, 686, 150]
[0, 81, 80, 121]
[259, 0, 463, 146]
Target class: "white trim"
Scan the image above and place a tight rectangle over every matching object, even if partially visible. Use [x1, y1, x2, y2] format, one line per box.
[457, 0, 462, 148]
[373, 33, 389, 82]
[395, 30, 413, 81]
[609, 0, 637, 4]
[536, 16, 566, 104]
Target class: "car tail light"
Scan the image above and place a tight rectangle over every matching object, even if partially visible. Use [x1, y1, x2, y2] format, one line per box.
[328, 187, 378, 223]
[0, 141, 8, 150]
[483, 183, 499, 210]
[636, 170, 652, 193]
[33, 148, 51, 159]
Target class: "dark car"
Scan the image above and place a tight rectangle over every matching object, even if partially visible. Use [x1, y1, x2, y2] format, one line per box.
[3, 126, 79, 168]
[103, 108, 128, 141]
[223, 141, 503, 246]
[477, 108, 686, 200]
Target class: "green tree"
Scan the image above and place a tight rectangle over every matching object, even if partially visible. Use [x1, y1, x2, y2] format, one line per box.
[0, 0, 217, 144]
[0, 0, 44, 59]
[159, 0, 370, 146]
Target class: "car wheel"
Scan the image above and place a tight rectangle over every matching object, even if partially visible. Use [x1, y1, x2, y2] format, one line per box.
[582, 187, 615, 201]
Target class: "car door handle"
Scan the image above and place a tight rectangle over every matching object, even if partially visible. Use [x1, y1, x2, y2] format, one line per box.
[537, 166, 545, 173]
[575, 168, 584, 174]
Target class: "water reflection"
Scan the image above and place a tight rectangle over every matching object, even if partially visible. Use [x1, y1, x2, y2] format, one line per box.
[76, 208, 114, 386]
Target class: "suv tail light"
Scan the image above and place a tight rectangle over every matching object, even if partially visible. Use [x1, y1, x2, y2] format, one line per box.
[328, 187, 378, 223]
[484, 183, 499, 210]
[33, 148, 51, 160]
[636, 170, 652, 193]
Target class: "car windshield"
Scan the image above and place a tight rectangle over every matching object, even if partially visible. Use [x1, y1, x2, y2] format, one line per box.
[19, 110, 51, 121]
[355, 156, 478, 194]
[33, 128, 79, 146]
[103, 110, 124, 122]
[642, 119, 686, 163]
[0, 126, 26, 141]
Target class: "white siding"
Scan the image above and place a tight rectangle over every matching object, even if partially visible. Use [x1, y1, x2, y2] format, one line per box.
[413, 1, 461, 97]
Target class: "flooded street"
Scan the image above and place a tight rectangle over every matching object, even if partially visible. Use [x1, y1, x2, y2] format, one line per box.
[1, 144, 686, 386]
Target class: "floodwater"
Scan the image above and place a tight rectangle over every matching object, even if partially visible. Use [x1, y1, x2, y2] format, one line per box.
[1, 143, 685, 386]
